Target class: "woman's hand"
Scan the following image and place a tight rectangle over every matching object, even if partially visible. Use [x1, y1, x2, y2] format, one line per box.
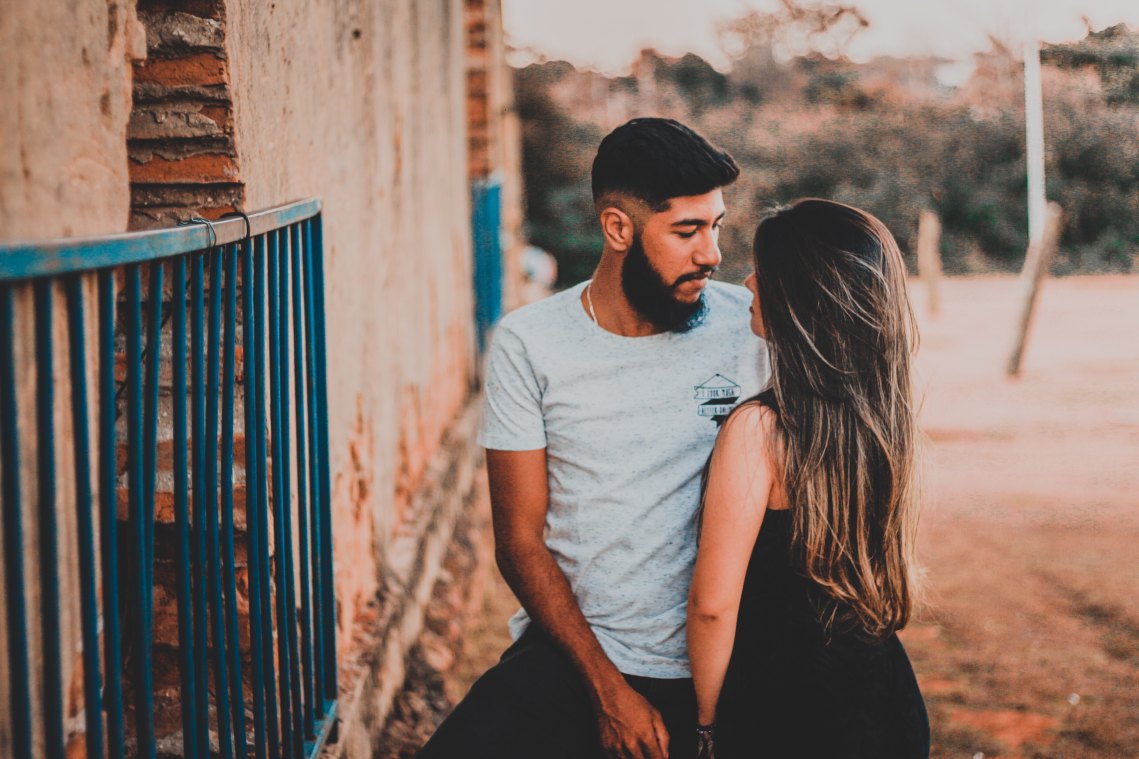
[695, 723, 716, 759]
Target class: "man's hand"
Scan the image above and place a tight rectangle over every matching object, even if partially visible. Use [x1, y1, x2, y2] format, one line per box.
[593, 678, 669, 759]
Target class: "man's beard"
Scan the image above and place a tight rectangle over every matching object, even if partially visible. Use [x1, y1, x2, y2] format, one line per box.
[621, 234, 710, 333]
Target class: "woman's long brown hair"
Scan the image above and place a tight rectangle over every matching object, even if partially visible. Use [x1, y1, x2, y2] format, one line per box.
[752, 198, 920, 641]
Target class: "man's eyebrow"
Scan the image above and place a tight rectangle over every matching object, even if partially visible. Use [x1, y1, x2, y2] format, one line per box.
[671, 211, 727, 227]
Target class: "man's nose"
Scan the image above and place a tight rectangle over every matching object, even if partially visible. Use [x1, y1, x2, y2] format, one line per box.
[695, 232, 722, 268]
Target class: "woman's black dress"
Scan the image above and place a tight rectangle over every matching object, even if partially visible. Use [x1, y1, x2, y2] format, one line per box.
[715, 509, 930, 758]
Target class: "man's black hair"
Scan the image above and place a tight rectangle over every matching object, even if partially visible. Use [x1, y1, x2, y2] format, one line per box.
[591, 117, 740, 211]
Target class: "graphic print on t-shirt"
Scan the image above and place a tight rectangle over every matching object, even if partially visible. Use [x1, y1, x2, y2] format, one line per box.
[694, 373, 741, 424]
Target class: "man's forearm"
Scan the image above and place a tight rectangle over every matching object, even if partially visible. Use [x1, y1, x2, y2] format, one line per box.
[496, 538, 624, 695]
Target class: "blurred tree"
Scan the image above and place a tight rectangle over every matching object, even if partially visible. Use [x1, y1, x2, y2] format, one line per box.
[515, 11, 1138, 284]
[1043, 24, 1139, 106]
[515, 62, 604, 285]
[654, 53, 729, 115]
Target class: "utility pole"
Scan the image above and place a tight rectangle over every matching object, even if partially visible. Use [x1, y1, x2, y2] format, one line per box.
[1007, 40, 1062, 377]
[916, 210, 943, 316]
[1024, 40, 1047, 243]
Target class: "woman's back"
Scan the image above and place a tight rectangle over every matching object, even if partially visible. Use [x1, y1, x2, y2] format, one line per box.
[715, 508, 930, 758]
[687, 199, 929, 758]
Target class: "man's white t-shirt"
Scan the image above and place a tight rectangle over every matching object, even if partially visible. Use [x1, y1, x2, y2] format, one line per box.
[479, 280, 769, 678]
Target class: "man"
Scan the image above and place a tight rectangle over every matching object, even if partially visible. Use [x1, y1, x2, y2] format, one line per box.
[418, 118, 768, 759]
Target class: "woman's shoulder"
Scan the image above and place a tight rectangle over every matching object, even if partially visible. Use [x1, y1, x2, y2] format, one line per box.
[717, 397, 791, 512]
[707, 400, 779, 503]
[719, 397, 778, 450]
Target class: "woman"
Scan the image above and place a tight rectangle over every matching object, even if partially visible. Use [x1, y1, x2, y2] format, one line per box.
[687, 199, 929, 758]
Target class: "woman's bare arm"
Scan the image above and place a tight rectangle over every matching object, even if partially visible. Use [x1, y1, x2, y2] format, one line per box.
[687, 403, 776, 725]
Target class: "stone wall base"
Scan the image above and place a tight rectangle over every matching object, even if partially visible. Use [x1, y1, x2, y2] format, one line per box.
[321, 396, 496, 759]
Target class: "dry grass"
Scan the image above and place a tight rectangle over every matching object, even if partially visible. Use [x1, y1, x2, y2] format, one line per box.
[455, 274, 1139, 758]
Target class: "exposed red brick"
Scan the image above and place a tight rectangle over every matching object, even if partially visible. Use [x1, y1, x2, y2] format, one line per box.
[197, 203, 238, 220]
[199, 103, 233, 132]
[67, 664, 85, 719]
[65, 734, 86, 759]
[141, 0, 224, 19]
[116, 435, 248, 474]
[117, 485, 247, 524]
[467, 69, 487, 96]
[134, 53, 228, 87]
[467, 98, 488, 125]
[131, 152, 238, 184]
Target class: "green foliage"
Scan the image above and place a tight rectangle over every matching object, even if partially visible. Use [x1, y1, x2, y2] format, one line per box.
[1043, 24, 1139, 105]
[654, 54, 730, 114]
[517, 23, 1138, 282]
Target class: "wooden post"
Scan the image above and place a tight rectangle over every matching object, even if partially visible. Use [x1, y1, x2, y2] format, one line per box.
[1007, 202, 1063, 377]
[916, 210, 943, 316]
[1024, 40, 1047, 243]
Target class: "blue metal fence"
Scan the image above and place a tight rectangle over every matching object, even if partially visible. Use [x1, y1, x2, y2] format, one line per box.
[471, 176, 504, 351]
[0, 199, 337, 758]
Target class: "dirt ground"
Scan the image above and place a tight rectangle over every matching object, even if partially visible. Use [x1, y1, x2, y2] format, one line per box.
[451, 274, 1139, 758]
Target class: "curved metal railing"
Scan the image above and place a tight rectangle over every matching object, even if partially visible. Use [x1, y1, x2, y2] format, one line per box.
[0, 199, 338, 759]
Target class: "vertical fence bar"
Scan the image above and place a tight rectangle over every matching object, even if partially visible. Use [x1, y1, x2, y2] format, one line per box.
[97, 270, 124, 759]
[171, 257, 199, 759]
[143, 263, 163, 607]
[267, 228, 296, 756]
[142, 261, 165, 758]
[241, 240, 270, 759]
[300, 221, 325, 721]
[278, 226, 304, 755]
[471, 179, 504, 352]
[1, 199, 334, 759]
[191, 253, 212, 753]
[0, 283, 34, 759]
[143, 263, 164, 759]
[311, 214, 337, 702]
[253, 234, 282, 758]
[205, 247, 235, 759]
[64, 275, 105, 759]
[34, 280, 66, 759]
[290, 223, 315, 739]
[125, 264, 157, 759]
[220, 245, 248, 759]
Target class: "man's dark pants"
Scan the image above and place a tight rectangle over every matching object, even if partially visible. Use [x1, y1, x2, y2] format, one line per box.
[416, 628, 697, 758]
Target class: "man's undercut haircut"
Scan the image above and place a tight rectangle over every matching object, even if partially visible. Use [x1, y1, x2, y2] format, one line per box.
[591, 117, 740, 212]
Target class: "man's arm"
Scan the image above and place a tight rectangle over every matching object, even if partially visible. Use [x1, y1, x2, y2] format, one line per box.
[487, 448, 669, 759]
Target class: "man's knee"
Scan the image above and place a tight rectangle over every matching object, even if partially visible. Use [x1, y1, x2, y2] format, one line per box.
[417, 633, 598, 758]
[417, 669, 518, 758]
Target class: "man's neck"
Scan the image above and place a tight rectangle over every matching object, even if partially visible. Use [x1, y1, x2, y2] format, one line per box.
[583, 254, 665, 338]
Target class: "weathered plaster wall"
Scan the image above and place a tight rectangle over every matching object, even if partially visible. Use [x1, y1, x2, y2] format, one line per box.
[3, 0, 520, 753]
[223, 0, 476, 700]
[0, 4, 144, 754]
[0, 1, 146, 240]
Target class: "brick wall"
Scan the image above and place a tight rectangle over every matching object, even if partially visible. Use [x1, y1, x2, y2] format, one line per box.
[129, 0, 243, 229]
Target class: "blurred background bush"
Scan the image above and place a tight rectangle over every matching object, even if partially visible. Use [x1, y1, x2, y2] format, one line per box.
[514, 3, 1139, 286]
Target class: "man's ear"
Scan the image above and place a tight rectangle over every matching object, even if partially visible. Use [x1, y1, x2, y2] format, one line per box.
[600, 206, 634, 253]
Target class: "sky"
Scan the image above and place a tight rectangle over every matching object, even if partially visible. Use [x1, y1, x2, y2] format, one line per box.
[502, 0, 1139, 74]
